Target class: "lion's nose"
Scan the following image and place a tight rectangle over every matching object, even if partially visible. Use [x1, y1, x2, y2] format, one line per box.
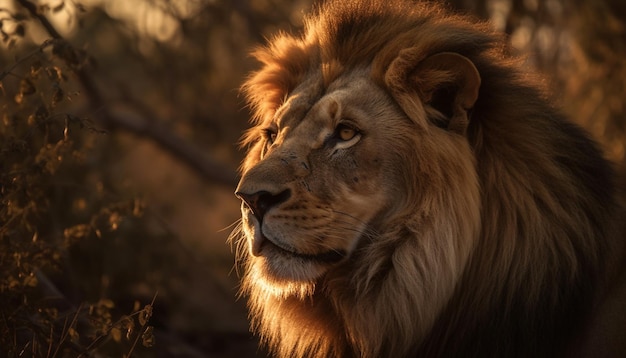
[235, 189, 291, 222]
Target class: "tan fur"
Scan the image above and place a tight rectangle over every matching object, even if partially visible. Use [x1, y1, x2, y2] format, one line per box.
[232, 1, 624, 357]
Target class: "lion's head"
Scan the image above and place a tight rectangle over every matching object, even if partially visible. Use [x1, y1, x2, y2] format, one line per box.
[236, 63, 480, 293]
[231, 1, 621, 357]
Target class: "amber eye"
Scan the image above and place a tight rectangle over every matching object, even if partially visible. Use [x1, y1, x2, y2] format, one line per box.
[336, 124, 358, 141]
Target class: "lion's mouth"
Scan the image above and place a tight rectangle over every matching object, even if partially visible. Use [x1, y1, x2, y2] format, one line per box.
[243, 208, 347, 264]
[255, 231, 346, 263]
[266, 239, 346, 263]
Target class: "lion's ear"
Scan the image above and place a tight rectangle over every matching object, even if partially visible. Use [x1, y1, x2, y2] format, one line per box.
[385, 51, 481, 135]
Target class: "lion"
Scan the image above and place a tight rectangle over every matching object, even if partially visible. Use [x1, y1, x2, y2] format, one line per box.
[231, 0, 626, 357]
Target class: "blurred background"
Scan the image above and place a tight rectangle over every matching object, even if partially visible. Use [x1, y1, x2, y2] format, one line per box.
[0, 0, 624, 357]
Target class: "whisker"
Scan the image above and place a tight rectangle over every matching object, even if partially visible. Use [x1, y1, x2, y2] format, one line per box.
[219, 219, 243, 233]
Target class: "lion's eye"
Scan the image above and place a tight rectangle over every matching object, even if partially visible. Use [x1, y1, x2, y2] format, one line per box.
[335, 124, 358, 141]
[337, 125, 357, 141]
[260, 127, 278, 158]
[264, 128, 277, 144]
[332, 123, 361, 150]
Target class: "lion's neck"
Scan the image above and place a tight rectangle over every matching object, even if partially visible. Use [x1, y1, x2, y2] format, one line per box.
[246, 282, 350, 357]
[247, 215, 479, 358]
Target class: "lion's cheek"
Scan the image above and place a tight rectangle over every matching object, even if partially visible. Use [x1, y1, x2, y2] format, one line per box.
[335, 179, 388, 217]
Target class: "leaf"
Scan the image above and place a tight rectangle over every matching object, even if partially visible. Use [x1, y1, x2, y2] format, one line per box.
[19, 78, 35, 96]
[141, 326, 155, 348]
[23, 274, 38, 287]
[110, 326, 122, 342]
[138, 305, 152, 326]
[68, 327, 79, 343]
[108, 212, 121, 231]
[30, 60, 42, 77]
[99, 298, 115, 309]
[122, 317, 135, 340]
[63, 224, 91, 244]
[52, 87, 64, 106]
[132, 199, 144, 217]
[8, 277, 20, 289]
[46, 66, 62, 81]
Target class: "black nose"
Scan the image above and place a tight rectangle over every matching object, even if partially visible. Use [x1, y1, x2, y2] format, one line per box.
[236, 189, 291, 222]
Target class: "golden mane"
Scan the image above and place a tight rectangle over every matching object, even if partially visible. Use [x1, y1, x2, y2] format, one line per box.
[235, 1, 624, 357]
[243, 1, 505, 129]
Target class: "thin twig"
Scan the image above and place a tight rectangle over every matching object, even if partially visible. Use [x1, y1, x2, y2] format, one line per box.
[47, 324, 54, 358]
[51, 303, 83, 358]
[0, 39, 55, 81]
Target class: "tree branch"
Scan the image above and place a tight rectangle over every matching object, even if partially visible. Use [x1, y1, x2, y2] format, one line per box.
[16, 0, 239, 188]
[0, 39, 54, 81]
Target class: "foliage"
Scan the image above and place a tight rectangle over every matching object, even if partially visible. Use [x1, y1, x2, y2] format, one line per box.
[0, 23, 155, 355]
[0, 1, 255, 356]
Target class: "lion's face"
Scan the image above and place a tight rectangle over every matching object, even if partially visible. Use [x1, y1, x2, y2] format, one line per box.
[236, 70, 413, 287]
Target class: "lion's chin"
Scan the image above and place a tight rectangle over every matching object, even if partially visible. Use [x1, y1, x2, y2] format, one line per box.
[246, 240, 345, 298]
[248, 256, 321, 298]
